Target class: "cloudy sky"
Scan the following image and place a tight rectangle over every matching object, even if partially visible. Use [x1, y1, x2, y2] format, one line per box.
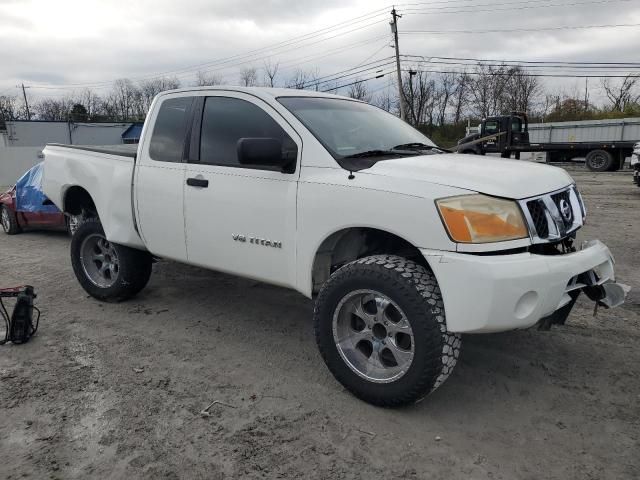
[1, 0, 640, 104]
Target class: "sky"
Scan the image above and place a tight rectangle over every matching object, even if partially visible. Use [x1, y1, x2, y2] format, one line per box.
[1, 0, 640, 106]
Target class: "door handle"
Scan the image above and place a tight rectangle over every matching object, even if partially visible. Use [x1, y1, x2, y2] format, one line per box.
[186, 177, 209, 188]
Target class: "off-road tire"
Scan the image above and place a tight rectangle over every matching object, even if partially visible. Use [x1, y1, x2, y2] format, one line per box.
[585, 149, 614, 172]
[314, 255, 461, 407]
[1, 205, 21, 235]
[70, 218, 152, 302]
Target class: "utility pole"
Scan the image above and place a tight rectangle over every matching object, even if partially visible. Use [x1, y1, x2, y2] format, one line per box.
[584, 77, 589, 111]
[390, 7, 407, 121]
[408, 70, 417, 124]
[19, 83, 31, 120]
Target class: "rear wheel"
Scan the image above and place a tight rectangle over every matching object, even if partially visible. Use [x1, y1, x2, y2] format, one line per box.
[585, 149, 614, 172]
[1, 206, 21, 235]
[314, 255, 461, 407]
[70, 218, 152, 301]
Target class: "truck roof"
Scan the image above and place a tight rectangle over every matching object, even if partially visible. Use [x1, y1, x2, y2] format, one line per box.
[156, 86, 354, 101]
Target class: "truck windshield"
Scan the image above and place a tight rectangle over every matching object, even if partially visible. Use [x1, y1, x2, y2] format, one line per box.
[278, 97, 439, 170]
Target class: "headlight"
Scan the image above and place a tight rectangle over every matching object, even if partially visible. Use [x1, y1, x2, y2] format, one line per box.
[436, 194, 528, 243]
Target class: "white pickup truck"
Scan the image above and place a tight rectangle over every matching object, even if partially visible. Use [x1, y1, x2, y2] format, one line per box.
[42, 87, 627, 407]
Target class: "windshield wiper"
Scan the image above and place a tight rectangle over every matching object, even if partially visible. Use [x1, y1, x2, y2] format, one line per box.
[392, 142, 440, 151]
[342, 150, 402, 159]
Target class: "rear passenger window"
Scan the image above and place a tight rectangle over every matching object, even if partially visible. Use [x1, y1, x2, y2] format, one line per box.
[200, 97, 296, 168]
[149, 97, 193, 162]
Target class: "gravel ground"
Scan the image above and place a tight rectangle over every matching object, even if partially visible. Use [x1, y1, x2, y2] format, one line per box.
[1, 166, 639, 480]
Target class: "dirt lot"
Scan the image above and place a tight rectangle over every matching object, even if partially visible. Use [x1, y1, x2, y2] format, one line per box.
[1, 166, 639, 480]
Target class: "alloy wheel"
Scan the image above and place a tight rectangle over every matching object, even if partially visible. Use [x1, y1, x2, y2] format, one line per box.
[332, 289, 415, 383]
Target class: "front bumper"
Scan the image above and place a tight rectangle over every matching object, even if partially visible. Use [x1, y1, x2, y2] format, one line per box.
[422, 240, 618, 333]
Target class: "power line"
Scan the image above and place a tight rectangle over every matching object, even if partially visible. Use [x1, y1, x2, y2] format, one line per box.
[402, 68, 640, 78]
[400, 22, 640, 35]
[277, 34, 390, 72]
[398, 0, 635, 15]
[353, 41, 394, 69]
[26, 8, 391, 90]
[402, 58, 640, 72]
[307, 59, 396, 88]
[322, 69, 397, 93]
[402, 54, 640, 66]
[175, 19, 388, 81]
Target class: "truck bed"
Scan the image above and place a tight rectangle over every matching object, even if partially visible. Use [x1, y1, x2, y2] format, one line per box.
[47, 143, 138, 158]
[41, 143, 145, 249]
[513, 140, 635, 152]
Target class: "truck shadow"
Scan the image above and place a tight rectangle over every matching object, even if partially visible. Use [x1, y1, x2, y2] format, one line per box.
[136, 259, 625, 416]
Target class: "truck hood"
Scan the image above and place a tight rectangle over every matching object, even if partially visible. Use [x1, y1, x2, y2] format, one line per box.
[364, 153, 574, 199]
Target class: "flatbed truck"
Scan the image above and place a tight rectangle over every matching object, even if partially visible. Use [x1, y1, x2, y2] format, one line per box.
[457, 113, 638, 172]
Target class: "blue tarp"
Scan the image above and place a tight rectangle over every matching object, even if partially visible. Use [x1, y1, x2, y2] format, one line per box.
[14, 162, 60, 214]
[122, 123, 143, 141]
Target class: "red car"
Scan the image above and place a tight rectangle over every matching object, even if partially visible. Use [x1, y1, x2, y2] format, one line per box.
[1, 164, 79, 236]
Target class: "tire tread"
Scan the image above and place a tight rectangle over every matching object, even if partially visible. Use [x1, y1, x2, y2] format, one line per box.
[314, 254, 461, 407]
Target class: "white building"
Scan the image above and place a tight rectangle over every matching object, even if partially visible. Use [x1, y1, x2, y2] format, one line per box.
[0, 120, 139, 185]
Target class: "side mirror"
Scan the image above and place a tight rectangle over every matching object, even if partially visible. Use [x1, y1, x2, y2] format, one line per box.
[237, 138, 288, 169]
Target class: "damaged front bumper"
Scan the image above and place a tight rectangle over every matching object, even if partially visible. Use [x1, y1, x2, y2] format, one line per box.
[421, 240, 628, 334]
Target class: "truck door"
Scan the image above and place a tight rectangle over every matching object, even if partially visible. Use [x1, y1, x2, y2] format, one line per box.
[482, 119, 501, 153]
[134, 95, 193, 261]
[182, 93, 301, 288]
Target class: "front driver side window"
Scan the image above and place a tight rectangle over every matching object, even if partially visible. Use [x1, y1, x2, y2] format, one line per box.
[200, 97, 297, 169]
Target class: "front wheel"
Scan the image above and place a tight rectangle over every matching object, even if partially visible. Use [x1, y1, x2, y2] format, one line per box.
[314, 255, 461, 407]
[70, 218, 152, 302]
[1, 205, 21, 235]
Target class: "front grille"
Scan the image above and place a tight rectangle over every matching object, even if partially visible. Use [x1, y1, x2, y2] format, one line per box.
[520, 185, 585, 244]
[526, 200, 549, 238]
[550, 190, 573, 227]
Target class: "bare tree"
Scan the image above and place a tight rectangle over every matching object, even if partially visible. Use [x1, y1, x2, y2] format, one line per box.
[402, 71, 437, 126]
[0, 95, 20, 121]
[286, 69, 311, 89]
[263, 60, 280, 87]
[138, 77, 181, 115]
[78, 89, 102, 121]
[34, 97, 75, 121]
[436, 72, 457, 125]
[104, 78, 141, 121]
[195, 71, 221, 87]
[347, 79, 372, 102]
[467, 63, 518, 118]
[452, 71, 470, 124]
[504, 68, 542, 113]
[373, 87, 395, 113]
[602, 75, 640, 112]
[239, 67, 258, 87]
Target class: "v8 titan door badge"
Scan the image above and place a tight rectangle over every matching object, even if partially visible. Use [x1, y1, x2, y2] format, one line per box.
[233, 234, 282, 248]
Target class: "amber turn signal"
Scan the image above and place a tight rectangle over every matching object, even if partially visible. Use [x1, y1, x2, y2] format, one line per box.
[436, 194, 528, 244]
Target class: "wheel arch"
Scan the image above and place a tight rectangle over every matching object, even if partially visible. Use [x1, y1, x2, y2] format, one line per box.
[310, 227, 429, 295]
[63, 185, 98, 218]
